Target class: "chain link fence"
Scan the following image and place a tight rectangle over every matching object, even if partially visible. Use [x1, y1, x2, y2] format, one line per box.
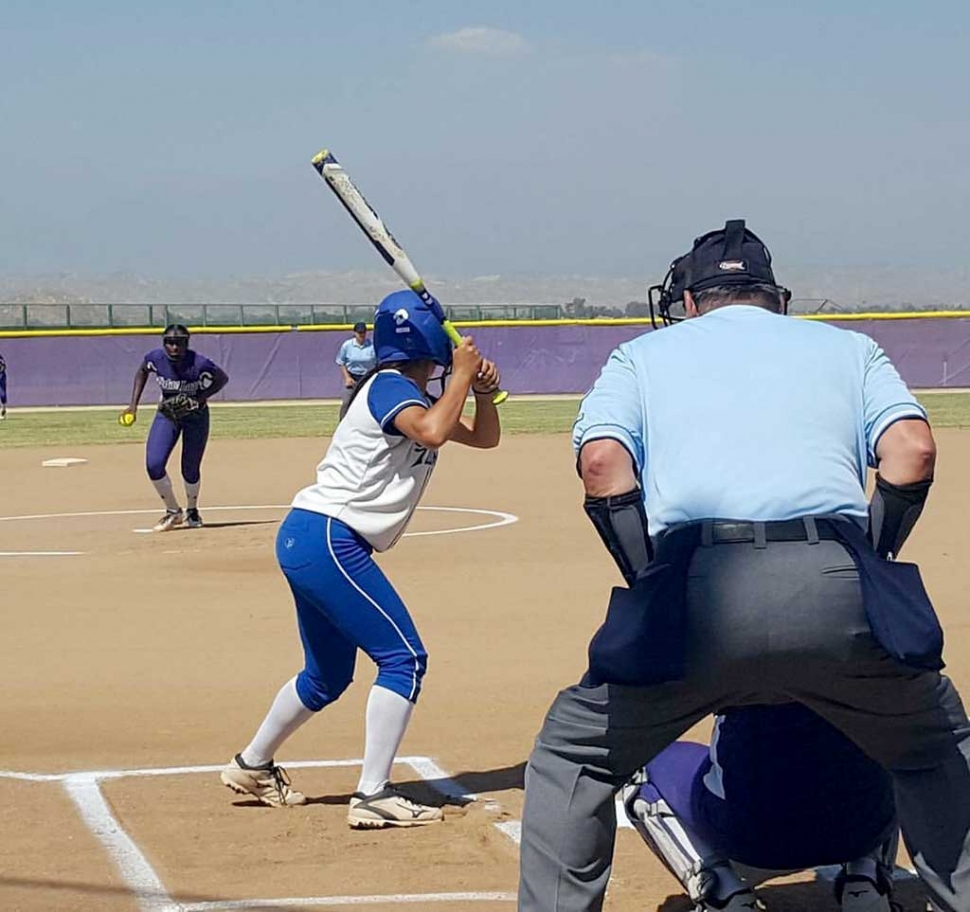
[2, 299, 960, 330]
[0, 301, 573, 329]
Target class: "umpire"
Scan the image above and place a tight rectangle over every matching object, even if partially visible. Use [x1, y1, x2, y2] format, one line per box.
[336, 321, 377, 419]
[518, 220, 970, 912]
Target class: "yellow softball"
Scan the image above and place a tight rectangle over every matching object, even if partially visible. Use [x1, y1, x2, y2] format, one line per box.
[119, 412, 136, 427]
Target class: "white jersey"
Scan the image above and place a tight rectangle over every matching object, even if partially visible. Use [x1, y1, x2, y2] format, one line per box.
[291, 369, 438, 551]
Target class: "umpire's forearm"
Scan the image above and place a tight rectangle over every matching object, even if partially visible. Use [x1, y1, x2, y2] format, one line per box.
[869, 419, 935, 558]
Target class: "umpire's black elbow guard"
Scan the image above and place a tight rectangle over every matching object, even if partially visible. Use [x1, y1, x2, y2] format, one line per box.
[584, 489, 653, 586]
[868, 473, 933, 559]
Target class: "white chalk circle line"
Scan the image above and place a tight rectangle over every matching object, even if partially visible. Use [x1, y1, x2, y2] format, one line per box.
[0, 505, 519, 540]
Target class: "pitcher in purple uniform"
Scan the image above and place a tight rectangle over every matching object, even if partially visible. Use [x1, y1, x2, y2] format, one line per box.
[119, 325, 229, 532]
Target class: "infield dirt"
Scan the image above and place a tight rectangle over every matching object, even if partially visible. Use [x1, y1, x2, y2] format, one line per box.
[3, 431, 966, 910]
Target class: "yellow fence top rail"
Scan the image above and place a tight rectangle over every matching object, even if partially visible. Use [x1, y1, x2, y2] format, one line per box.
[0, 324, 295, 339]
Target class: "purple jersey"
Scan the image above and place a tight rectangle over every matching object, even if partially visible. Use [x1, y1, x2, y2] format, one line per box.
[143, 349, 222, 403]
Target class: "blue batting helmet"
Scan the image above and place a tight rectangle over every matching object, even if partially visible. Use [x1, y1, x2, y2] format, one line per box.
[373, 290, 452, 368]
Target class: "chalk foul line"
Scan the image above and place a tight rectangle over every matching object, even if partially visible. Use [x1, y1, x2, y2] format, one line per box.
[2, 757, 508, 912]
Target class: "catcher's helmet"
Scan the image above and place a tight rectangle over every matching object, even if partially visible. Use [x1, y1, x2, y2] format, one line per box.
[373, 290, 452, 368]
[648, 219, 790, 327]
[162, 324, 190, 362]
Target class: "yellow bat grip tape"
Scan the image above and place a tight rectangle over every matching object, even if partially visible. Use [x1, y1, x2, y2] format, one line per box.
[442, 320, 507, 405]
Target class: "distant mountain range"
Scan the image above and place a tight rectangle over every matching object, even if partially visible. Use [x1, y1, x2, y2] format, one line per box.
[1, 267, 967, 311]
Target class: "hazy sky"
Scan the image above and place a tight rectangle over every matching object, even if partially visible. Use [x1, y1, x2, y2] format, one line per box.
[1, 0, 968, 282]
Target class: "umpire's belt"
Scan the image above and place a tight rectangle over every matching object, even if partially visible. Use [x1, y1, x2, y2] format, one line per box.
[696, 518, 840, 547]
[587, 513, 944, 688]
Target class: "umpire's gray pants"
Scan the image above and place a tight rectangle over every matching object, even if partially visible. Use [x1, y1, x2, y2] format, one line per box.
[518, 539, 970, 912]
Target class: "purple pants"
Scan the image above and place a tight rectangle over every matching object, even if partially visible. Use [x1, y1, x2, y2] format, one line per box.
[640, 707, 897, 871]
[145, 407, 209, 482]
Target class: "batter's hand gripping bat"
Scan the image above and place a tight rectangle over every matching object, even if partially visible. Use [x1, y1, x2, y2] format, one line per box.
[310, 148, 508, 405]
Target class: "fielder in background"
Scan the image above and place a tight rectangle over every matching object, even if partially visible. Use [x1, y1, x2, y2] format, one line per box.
[221, 289, 501, 828]
[336, 320, 377, 419]
[624, 703, 900, 912]
[518, 220, 970, 912]
[0, 352, 7, 419]
[119, 324, 229, 532]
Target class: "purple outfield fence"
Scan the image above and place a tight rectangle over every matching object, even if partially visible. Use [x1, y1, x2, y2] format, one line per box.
[1, 319, 970, 407]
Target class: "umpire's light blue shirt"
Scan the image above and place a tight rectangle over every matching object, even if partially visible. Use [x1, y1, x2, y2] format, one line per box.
[573, 306, 927, 535]
[336, 337, 377, 377]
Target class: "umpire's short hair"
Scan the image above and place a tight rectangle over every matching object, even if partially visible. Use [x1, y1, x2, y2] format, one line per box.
[692, 283, 788, 314]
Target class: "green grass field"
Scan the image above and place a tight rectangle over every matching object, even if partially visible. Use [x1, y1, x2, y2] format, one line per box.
[1, 394, 968, 448]
[0, 398, 584, 447]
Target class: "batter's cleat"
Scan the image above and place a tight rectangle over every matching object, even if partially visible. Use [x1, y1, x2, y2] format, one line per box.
[347, 783, 443, 829]
[837, 875, 894, 912]
[152, 508, 184, 532]
[184, 508, 203, 528]
[697, 890, 765, 912]
[220, 755, 306, 807]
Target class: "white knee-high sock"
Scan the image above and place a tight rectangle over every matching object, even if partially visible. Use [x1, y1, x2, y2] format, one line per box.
[151, 474, 180, 511]
[356, 686, 414, 795]
[240, 676, 315, 768]
[184, 479, 201, 510]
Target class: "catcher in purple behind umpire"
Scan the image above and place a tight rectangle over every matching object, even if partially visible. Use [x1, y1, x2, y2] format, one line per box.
[119, 324, 229, 532]
[518, 220, 970, 912]
[624, 703, 901, 912]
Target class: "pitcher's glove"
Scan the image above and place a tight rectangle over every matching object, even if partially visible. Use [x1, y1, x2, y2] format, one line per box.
[159, 393, 201, 422]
